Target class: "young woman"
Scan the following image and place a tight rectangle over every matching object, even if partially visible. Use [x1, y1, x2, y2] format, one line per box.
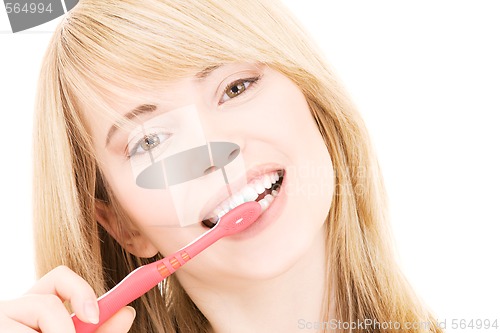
[0, 0, 442, 332]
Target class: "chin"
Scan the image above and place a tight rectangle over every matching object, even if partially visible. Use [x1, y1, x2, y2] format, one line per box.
[216, 217, 327, 283]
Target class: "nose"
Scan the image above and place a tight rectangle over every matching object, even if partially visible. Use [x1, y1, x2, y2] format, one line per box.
[135, 142, 241, 189]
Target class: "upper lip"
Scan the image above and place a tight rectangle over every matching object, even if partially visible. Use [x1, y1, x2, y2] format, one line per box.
[198, 163, 285, 222]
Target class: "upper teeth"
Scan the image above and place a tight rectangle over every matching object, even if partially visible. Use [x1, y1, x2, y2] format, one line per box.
[208, 171, 281, 220]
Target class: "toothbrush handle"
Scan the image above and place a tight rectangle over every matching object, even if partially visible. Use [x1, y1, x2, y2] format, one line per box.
[72, 259, 178, 333]
[72, 202, 259, 333]
[71, 231, 212, 333]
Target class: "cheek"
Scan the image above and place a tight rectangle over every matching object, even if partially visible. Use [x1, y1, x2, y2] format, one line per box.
[103, 169, 199, 253]
[230, 73, 334, 222]
[271, 80, 334, 239]
[250, 76, 334, 205]
[238, 73, 324, 154]
[102, 162, 180, 227]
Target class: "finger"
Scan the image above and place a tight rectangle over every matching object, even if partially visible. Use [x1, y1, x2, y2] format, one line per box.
[1, 294, 75, 333]
[0, 316, 38, 333]
[26, 265, 99, 324]
[95, 306, 136, 333]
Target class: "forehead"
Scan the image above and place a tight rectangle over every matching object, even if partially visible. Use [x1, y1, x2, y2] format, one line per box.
[84, 62, 265, 123]
[82, 62, 267, 141]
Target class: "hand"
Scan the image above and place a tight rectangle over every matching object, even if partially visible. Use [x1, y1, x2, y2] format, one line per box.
[0, 265, 135, 333]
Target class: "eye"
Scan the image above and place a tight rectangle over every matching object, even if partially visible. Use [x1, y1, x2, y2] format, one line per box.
[141, 133, 160, 150]
[220, 76, 261, 104]
[127, 132, 171, 157]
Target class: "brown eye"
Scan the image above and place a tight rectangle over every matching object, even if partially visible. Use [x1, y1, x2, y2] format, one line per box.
[220, 76, 261, 104]
[225, 80, 249, 99]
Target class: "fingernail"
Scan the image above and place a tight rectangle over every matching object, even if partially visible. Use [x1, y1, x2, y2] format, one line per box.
[126, 306, 136, 320]
[84, 300, 100, 324]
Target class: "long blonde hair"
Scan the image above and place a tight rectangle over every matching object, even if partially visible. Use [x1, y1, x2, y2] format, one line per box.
[33, 0, 442, 332]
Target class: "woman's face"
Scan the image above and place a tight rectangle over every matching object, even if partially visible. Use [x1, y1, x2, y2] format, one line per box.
[87, 63, 334, 286]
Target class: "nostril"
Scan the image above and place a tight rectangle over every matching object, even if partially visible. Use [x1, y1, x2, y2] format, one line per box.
[203, 165, 218, 175]
[228, 148, 240, 161]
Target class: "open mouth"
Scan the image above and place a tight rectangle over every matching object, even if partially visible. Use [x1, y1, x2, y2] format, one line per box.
[201, 169, 285, 228]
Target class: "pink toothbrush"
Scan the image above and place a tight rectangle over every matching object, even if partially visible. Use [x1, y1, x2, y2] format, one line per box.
[72, 201, 261, 333]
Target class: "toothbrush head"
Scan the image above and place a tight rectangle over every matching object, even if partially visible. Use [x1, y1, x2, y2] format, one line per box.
[215, 201, 262, 236]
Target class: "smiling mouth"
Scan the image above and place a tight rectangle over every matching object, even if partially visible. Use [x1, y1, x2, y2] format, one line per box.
[201, 170, 285, 228]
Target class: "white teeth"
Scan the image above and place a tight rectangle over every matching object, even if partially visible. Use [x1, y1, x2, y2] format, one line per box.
[259, 198, 270, 210]
[272, 172, 278, 182]
[254, 183, 265, 194]
[242, 187, 258, 201]
[229, 193, 244, 209]
[236, 193, 245, 204]
[213, 207, 224, 216]
[205, 170, 283, 222]
[221, 207, 230, 215]
[263, 175, 272, 189]
[258, 193, 274, 211]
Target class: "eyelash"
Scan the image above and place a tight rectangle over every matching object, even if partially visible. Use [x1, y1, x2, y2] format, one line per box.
[126, 132, 171, 159]
[126, 75, 262, 158]
[219, 75, 262, 105]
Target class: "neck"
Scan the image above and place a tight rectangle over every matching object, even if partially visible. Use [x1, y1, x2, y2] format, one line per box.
[184, 227, 327, 333]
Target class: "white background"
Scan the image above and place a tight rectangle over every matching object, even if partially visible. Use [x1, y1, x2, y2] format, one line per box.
[1, 1, 499, 330]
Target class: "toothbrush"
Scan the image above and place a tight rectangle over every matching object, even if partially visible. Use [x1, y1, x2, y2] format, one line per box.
[72, 201, 261, 333]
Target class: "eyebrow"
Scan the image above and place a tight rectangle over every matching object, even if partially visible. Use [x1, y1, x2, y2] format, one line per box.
[105, 65, 222, 147]
[105, 104, 157, 147]
[195, 64, 221, 79]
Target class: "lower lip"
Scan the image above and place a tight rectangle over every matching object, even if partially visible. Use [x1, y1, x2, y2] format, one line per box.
[228, 171, 288, 240]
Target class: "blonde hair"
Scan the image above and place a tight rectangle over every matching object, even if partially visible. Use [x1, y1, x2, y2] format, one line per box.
[33, 0, 442, 332]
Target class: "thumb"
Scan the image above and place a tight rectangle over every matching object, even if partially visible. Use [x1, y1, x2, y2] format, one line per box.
[95, 306, 136, 333]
